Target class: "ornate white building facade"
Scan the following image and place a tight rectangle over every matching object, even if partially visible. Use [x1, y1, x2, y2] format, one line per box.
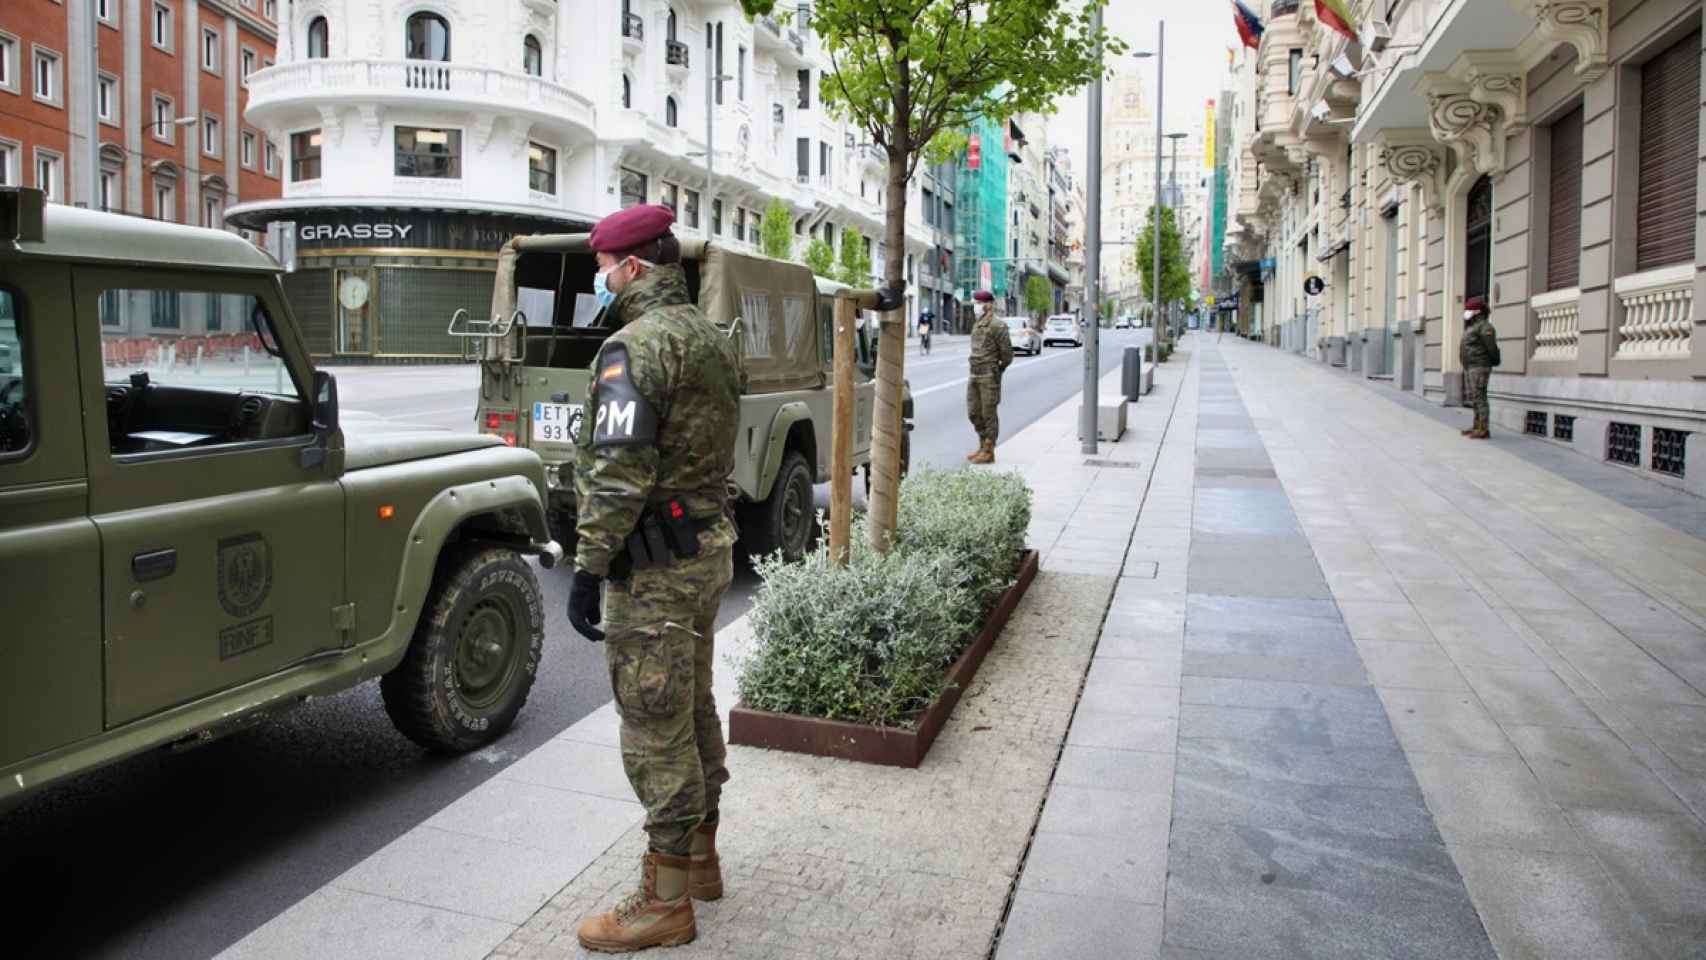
[229, 0, 936, 358]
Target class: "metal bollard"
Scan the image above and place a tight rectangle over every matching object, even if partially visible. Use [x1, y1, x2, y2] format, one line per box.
[1122, 346, 1141, 403]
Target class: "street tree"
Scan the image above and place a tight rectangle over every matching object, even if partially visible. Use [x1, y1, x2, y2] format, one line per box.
[837, 227, 873, 286]
[803, 237, 837, 278]
[760, 198, 794, 261]
[1135, 204, 1191, 339]
[737, 0, 1116, 552]
[1023, 274, 1052, 319]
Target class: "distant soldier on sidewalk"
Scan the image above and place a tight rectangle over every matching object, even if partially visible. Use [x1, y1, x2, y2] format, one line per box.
[566, 204, 741, 953]
[1459, 296, 1500, 440]
[965, 289, 1013, 464]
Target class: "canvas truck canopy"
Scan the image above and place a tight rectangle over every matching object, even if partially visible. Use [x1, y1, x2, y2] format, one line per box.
[696, 245, 824, 393]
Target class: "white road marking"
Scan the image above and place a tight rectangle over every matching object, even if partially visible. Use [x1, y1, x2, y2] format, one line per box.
[908, 347, 1090, 399]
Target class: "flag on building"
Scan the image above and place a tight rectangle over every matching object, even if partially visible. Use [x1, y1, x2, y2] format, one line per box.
[1231, 1, 1264, 50]
[1315, 0, 1358, 42]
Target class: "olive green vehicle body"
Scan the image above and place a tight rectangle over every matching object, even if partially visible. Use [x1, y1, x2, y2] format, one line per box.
[0, 190, 555, 809]
[461, 234, 911, 552]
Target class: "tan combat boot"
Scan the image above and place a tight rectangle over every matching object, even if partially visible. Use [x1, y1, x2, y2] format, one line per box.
[1469, 415, 1490, 440]
[688, 821, 722, 901]
[576, 852, 696, 953]
[969, 440, 995, 465]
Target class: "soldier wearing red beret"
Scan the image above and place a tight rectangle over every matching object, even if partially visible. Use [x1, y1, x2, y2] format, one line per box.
[570, 204, 742, 952]
[965, 289, 1012, 463]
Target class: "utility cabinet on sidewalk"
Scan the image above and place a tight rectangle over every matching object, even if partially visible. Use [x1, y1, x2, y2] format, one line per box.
[1077, 402, 1127, 442]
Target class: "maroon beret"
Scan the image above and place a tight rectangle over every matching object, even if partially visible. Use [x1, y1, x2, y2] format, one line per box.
[590, 204, 676, 255]
[973, 289, 995, 303]
[1464, 296, 1488, 314]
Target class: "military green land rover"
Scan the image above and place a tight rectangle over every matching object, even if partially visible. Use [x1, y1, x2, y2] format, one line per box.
[456, 234, 912, 562]
[0, 188, 560, 809]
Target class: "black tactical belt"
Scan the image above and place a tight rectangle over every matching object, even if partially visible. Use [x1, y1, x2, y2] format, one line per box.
[609, 499, 723, 580]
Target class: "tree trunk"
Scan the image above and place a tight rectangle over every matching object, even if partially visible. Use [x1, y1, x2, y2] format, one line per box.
[866, 83, 912, 554]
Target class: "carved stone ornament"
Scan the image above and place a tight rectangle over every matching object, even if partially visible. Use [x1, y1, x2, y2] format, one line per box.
[317, 106, 345, 147]
[1428, 90, 1506, 177]
[510, 121, 534, 158]
[1464, 66, 1526, 128]
[472, 114, 500, 151]
[358, 105, 383, 147]
[1377, 133, 1446, 211]
[1530, 0, 1610, 81]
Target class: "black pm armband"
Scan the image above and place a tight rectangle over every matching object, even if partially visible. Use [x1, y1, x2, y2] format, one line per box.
[590, 343, 659, 447]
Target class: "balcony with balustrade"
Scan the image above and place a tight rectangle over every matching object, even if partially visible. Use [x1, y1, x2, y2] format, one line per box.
[754, 13, 809, 66]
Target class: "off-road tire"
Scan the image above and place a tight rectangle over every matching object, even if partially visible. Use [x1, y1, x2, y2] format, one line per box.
[381, 547, 544, 753]
[742, 449, 815, 562]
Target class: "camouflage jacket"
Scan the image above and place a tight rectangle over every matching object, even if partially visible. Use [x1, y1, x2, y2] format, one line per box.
[1460, 316, 1500, 369]
[969, 312, 1014, 377]
[573, 263, 741, 576]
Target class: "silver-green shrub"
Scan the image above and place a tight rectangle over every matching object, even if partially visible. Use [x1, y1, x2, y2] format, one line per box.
[735, 468, 1032, 728]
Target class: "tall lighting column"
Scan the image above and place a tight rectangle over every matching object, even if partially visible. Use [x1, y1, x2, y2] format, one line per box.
[1080, 2, 1105, 454]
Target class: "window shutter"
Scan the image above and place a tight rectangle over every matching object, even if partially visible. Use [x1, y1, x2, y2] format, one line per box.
[1637, 29, 1701, 272]
[1547, 105, 1584, 290]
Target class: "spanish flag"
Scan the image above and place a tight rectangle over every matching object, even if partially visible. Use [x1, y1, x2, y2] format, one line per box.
[1316, 0, 1358, 41]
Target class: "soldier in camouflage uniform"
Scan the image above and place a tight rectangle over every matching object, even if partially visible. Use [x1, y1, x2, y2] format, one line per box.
[566, 205, 742, 953]
[965, 289, 1014, 464]
[1459, 296, 1499, 440]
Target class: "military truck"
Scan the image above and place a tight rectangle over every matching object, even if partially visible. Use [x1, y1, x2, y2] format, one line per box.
[457, 234, 911, 563]
[0, 188, 560, 809]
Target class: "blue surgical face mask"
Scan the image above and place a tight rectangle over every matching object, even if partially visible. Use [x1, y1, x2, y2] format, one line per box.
[593, 267, 617, 309]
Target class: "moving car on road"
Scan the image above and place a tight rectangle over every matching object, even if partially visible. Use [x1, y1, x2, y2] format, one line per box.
[0, 187, 560, 810]
[1005, 316, 1041, 356]
[1044, 314, 1084, 348]
[459, 235, 913, 564]
[1114, 314, 1135, 330]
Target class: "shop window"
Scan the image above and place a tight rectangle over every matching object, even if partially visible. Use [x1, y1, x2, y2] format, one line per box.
[394, 126, 461, 178]
[529, 142, 556, 194]
[1652, 428, 1687, 477]
[1636, 28, 1702, 272]
[1607, 422, 1641, 466]
[1545, 105, 1583, 290]
[523, 35, 543, 77]
[619, 167, 647, 208]
[291, 129, 321, 181]
[306, 16, 328, 59]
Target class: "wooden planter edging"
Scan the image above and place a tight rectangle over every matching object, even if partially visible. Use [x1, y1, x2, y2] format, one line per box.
[728, 549, 1040, 769]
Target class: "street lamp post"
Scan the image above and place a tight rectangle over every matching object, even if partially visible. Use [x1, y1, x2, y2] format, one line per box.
[1080, 2, 1104, 454]
[1165, 129, 1187, 339]
[702, 68, 733, 231]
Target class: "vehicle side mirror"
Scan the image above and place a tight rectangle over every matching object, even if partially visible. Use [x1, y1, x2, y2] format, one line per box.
[313, 370, 339, 432]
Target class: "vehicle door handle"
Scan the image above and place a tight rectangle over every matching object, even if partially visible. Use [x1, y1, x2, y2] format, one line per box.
[132, 548, 177, 582]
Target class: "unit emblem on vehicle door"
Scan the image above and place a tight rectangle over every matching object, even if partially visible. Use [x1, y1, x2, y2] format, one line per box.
[217, 532, 273, 618]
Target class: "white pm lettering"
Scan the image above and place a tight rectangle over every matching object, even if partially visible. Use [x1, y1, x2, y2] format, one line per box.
[597, 400, 637, 437]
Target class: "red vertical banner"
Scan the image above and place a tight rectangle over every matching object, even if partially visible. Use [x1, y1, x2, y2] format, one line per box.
[967, 134, 982, 170]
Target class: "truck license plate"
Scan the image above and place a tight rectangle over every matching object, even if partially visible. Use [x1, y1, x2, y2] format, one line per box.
[532, 402, 582, 444]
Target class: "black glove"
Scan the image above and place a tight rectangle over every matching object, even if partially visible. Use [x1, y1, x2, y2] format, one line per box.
[568, 569, 605, 642]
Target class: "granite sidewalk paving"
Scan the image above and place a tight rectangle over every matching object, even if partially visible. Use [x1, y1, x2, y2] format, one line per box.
[997, 334, 1706, 960]
[217, 351, 1193, 960]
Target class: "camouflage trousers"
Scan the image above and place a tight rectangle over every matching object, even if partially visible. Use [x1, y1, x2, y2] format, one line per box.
[1464, 366, 1491, 421]
[603, 527, 734, 856]
[966, 374, 1003, 445]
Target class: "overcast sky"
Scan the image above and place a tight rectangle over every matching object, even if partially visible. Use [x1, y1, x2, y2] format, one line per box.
[1048, 5, 1244, 176]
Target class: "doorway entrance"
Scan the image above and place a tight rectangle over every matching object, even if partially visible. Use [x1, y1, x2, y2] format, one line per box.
[1464, 175, 1493, 305]
[1383, 208, 1399, 374]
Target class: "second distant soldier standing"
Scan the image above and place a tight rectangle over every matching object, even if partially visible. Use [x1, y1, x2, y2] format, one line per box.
[965, 289, 1013, 464]
[565, 205, 742, 953]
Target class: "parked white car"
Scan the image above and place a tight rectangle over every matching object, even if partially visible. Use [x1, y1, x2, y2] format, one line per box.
[1113, 315, 1135, 330]
[1005, 316, 1041, 356]
[1043, 314, 1083, 348]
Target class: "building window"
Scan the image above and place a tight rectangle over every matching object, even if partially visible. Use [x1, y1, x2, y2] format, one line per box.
[241, 48, 256, 81]
[153, 95, 175, 142]
[819, 141, 830, 182]
[1553, 414, 1575, 442]
[203, 191, 223, 229]
[291, 129, 322, 181]
[619, 167, 647, 208]
[154, 177, 175, 221]
[99, 169, 120, 212]
[306, 16, 328, 59]
[738, 46, 746, 100]
[796, 137, 809, 180]
[1545, 104, 1583, 290]
[0, 34, 16, 95]
[264, 138, 278, 176]
[241, 130, 256, 168]
[1287, 49, 1302, 96]
[714, 22, 724, 105]
[684, 188, 700, 228]
[394, 126, 460, 178]
[96, 0, 116, 23]
[712, 197, 723, 235]
[202, 27, 220, 74]
[797, 68, 810, 109]
[523, 35, 543, 76]
[1636, 28, 1702, 272]
[734, 206, 746, 242]
[153, 3, 173, 52]
[660, 181, 679, 215]
[1607, 422, 1641, 466]
[34, 150, 61, 202]
[266, 0, 277, 19]
[97, 74, 118, 124]
[405, 12, 451, 61]
[203, 113, 221, 157]
[0, 141, 15, 187]
[528, 142, 556, 194]
[1653, 428, 1687, 477]
[666, 96, 678, 127]
[32, 46, 61, 106]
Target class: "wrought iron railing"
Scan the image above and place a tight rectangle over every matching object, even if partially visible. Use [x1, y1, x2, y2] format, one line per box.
[666, 41, 689, 67]
[622, 13, 643, 41]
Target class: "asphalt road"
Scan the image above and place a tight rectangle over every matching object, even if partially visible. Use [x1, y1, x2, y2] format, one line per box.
[0, 327, 1148, 959]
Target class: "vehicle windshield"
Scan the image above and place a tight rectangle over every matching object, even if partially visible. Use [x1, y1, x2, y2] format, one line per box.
[1004, 317, 1029, 331]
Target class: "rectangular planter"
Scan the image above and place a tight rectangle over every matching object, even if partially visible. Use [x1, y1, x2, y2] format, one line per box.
[728, 549, 1039, 768]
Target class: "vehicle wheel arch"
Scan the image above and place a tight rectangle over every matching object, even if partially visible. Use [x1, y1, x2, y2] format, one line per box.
[753, 401, 817, 502]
